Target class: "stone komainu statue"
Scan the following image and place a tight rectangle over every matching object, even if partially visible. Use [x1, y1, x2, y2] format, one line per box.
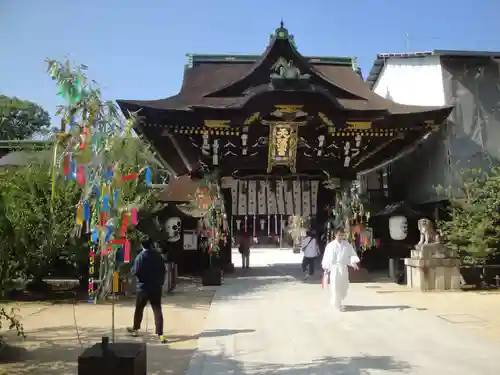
[417, 218, 441, 245]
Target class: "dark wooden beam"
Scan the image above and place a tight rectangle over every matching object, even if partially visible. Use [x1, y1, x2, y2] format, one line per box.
[136, 125, 181, 177]
[165, 132, 193, 173]
[352, 134, 403, 168]
[355, 132, 423, 174]
[357, 132, 432, 176]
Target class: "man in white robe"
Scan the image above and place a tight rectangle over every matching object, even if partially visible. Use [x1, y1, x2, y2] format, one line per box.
[321, 228, 360, 311]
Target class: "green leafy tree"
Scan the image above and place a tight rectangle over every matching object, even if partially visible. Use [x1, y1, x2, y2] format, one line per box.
[0, 193, 21, 297]
[0, 95, 53, 140]
[1, 163, 83, 286]
[0, 137, 162, 291]
[438, 167, 500, 264]
[0, 58, 166, 301]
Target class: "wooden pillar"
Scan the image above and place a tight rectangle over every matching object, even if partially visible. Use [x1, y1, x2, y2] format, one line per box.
[221, 188, 234, 272]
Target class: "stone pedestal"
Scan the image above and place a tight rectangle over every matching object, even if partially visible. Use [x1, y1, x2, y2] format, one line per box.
[78, 340, 146, 375]
[404, 243, 461, 291]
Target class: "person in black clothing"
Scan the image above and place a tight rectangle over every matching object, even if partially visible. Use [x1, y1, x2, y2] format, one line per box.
[238, 232, 252, 269]
[127, 238, 167, 344]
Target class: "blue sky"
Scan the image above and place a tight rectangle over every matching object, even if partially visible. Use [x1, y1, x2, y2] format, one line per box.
[1, 0, 499, 127]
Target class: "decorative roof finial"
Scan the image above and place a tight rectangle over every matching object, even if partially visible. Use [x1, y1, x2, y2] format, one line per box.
[274, 19, 289, 39]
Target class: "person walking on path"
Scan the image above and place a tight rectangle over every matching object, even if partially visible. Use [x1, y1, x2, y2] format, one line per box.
[321, 228, 360, 311]
[301, 230, 320, 279]
[127, 238, 167, 344]
[238, 232, 252, 268]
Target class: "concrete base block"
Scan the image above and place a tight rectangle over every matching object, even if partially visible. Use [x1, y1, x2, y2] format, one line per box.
[405, 243, 461, 291]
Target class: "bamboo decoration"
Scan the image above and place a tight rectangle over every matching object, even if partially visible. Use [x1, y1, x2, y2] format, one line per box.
[47, 58, 152, 303]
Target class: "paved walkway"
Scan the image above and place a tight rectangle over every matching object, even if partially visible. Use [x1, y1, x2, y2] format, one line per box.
[187, 249, 500, 375]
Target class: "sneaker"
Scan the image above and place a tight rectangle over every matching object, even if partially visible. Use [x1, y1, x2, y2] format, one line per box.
[303, 274, 309, 280]
[127, 327, 139, 337]
[158, 335, 167, 344]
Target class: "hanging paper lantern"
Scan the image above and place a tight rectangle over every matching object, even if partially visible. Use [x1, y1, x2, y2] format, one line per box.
[388, 216, 408, 241]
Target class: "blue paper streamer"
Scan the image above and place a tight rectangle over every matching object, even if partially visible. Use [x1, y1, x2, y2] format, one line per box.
[104, 169, 114, 180]
[92, 185, 100, 200]
[103, 194, 109, 212]
[84, 202, 91, 221]
[145, 167, 151, 185]
[104, 223, 114, 243]
[113, 189, 119, 209]
[116, 246, 124, 263]
[91, 229, 99, 243]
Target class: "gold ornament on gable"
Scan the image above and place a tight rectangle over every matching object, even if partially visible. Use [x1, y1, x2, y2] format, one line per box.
[271, 105, 308, 119]
[275, 105, 303, 113]
[244, 112, 260, 126]
[318, 112, 334, 127]
[204, 120, 230, 128]
[345, 121, 372, 130]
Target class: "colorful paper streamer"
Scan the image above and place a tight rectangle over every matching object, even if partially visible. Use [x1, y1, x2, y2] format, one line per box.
[131, 208, 138, 225]
[120, 173, 137, 181]
[88, 248, 95, 303]
[120, 215, 129, 236]
[77, 165, 85, 185]
[124, 240, 131, 263]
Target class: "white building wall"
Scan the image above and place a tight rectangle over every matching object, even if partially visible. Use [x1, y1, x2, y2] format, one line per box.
[369, 55, 449, 204]
[372, 56, 446, 106]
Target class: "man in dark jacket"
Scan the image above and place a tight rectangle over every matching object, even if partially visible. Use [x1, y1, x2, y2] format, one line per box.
[127, 238, 167, 344]
[238, 232, 252, 269]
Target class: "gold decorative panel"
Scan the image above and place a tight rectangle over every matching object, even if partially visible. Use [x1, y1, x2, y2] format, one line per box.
[346, 121, 372, 130]
[265, 121, 300, 173]
[274, 105, 303, 113]
[204, 120, 230, 128]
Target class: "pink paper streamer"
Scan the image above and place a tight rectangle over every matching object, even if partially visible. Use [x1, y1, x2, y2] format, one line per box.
[131, 208, 138, 225]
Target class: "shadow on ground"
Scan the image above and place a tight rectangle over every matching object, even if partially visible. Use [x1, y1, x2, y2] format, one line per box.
[1, 333, 412, 375]
[0, 326, 255, 375]
[343, 304, 410, 312]
[168, 328, 255, 343]
[185, 352, 412, 375]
